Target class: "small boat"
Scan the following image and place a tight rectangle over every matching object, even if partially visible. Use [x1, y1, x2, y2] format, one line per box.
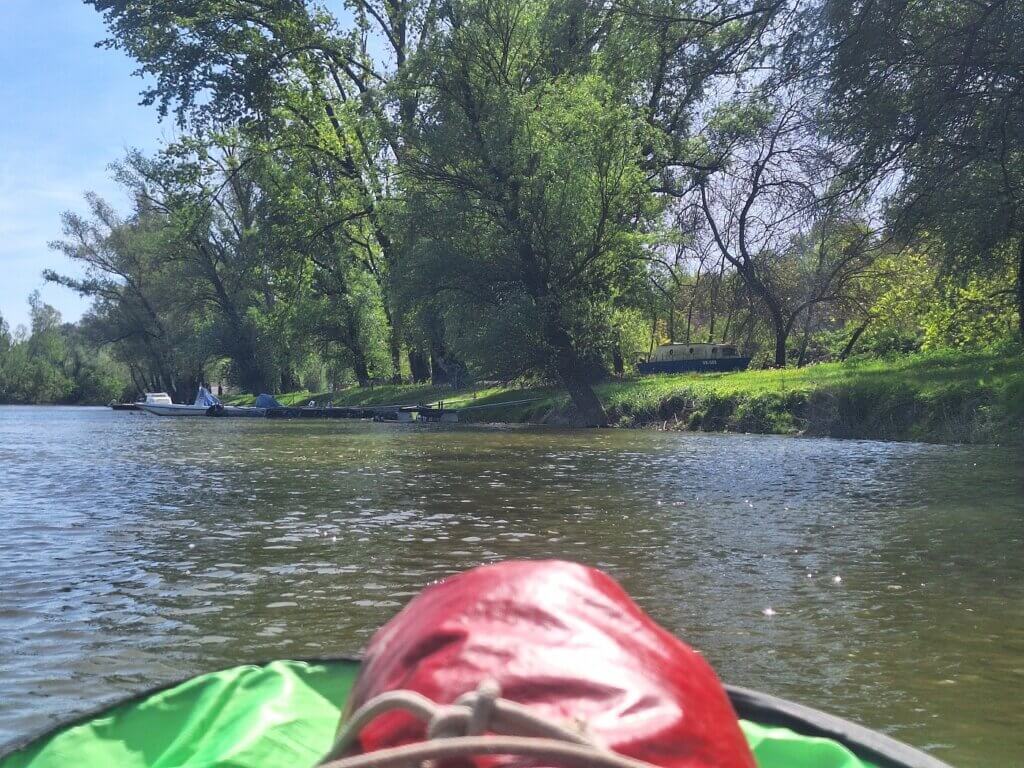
[0, 657, 950, 768]
[206, 392, 281, 418]
[137, 387, 221, 417]
[206, 403, 266, 418]
[108, 401, 139, 411]
[638, 342, 751, 375]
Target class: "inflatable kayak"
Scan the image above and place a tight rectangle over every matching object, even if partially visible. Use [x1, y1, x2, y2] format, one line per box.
[0, 562, 953, 768]
[0, 658, 950, 768]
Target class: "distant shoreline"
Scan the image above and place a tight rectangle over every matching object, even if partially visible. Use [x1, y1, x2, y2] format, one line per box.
[218, 351, 1024, 446]
[7, 349, 1021, 446]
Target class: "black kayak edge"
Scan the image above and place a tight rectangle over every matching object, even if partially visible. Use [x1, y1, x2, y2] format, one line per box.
[725, 685, 951, 768]
[0, 656, 953, 768]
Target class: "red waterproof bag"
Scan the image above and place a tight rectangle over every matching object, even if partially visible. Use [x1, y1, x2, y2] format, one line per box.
[347, 560, 755, 768]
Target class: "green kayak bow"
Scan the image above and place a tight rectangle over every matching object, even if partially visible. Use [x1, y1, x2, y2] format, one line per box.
[0, 658, 951, 768]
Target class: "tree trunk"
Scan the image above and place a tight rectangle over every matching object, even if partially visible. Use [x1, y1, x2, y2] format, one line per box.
[796, 329, 810, 367]
[408, 348, 431, 383]
[557, 364, 607, 426]
[505, 195, 606, 424]
[774, 329, 787, 367]
[773, 315, 788, 368]
[280, 368, 300, 394]
[721, 279, 740, 342]
[796, 307, 814, 367]
[839, 318, 870, 361]
[525, 282, 607, 425]
[685, 262, 703, 343]
[545, 318, 607, 427]
[706, 257, 727, 342]
[648, 311, 658, 358]
[234, 352, 268, 395]
[741, 266, 787, 367]
[428, 318, 468, 388]
[744, 314, 757, 350]
[563, 373, 607, 427]
[422, 309, 458, 387]
[429, 345, 451, 386]
[353, 354, 370, 387]
[388, 326, 402, 384]
[612, 346, 624, 375]
[1017, 235, 1024, 338]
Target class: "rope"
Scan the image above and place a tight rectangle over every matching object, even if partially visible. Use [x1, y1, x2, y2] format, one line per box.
[319, 736, 658, 768]
[319, 681, 659, 768]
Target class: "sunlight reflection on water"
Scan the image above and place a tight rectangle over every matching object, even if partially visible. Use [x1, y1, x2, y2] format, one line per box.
[0, 406, 1021, 766]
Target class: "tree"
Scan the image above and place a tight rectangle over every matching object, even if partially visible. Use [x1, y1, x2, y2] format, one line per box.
[0, 295, 127, 404]
[402, 0, 663, 424]
[49, 190, 210, 401]
[297, 264, 392, 387]
[823, 0, 1024, 335]
[87, 0, 439, 383]
[86, 0, 789, 403]
[685, 96, 876, 366]
[116, 138, 297, 393]
[0, 311, 10, 355]
[259, 109, 399, 385]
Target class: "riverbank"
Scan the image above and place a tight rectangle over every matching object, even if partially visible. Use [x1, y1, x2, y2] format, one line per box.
[232, 351, 1024, 444]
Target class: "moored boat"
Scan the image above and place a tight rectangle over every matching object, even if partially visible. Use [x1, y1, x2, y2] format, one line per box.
[0, 658, 950, 768]
[108, 401, 140, 411]
[206, 403, 267, 417]
[137, 387, 221, 417]
[638, 342, 750, 375]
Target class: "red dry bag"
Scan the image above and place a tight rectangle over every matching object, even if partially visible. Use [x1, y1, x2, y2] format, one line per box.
[346, 560, 755, 768]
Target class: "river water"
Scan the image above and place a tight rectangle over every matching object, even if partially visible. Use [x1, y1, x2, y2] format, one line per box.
[0, 406, 1021, 765]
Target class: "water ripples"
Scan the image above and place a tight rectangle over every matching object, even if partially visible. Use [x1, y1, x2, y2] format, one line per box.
[1, 407, 1022, 766]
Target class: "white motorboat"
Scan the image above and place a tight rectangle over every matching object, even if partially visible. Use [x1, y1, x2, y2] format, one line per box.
[138, 389, 219, 417]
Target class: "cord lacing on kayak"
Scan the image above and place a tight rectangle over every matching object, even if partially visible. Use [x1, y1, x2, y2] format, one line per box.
[319, 680, 660, 768]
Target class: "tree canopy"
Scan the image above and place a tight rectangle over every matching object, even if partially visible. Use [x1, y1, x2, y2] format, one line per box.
[6, 0, 1019, 410]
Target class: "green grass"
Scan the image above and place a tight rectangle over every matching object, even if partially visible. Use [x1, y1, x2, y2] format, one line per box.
[593, 350, 1024, 443]
[227, 382, 517, 408]
[230, 350, 1024, 444]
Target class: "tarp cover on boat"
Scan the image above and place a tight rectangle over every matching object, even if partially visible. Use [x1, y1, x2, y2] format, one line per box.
[192, 387, 221, 407]
[255, 393, 283, 408]
[0, 660, 881, 768]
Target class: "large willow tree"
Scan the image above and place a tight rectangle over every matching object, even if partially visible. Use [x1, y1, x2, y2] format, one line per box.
[399, 0, 659, 426]
[88, 0, 430, 382]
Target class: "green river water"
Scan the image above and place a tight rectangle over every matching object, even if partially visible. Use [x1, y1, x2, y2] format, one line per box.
[0, 405, 1021, 766]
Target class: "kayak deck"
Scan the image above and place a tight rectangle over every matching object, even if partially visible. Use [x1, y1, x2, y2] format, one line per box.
[0, 659, 949, 768]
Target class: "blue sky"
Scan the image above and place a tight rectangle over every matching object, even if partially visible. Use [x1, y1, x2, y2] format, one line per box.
[0, 0, 171, 331]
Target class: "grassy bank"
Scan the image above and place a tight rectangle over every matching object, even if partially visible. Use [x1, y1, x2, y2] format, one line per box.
[233, 351, 1024, 444]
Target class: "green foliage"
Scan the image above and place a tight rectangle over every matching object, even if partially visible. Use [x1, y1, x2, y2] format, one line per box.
[610, 307, 651, 372]
[916, 237, 1020, 350]
[396, 0, 667, 422]
[832, 243, 1019, 360]
[23, 0, 1020, 419]
[824, 0, 1024, 334]
[0, 296, 129, 405]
